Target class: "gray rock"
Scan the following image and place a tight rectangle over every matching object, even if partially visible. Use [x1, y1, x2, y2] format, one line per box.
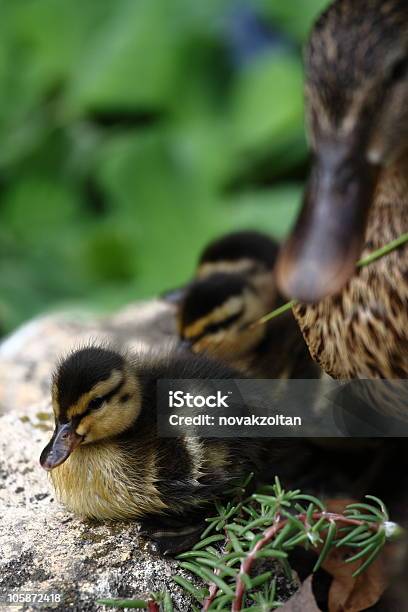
[0, 301, 198, 611]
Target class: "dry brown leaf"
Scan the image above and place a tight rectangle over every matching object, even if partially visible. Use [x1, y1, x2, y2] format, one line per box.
[321, 498, 388, 612]
[280, 575, 322, 612]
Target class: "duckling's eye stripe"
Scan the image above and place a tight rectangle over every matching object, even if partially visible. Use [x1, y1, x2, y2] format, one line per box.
[190, 309, 244, 343]
[83, 379, 125, 416]
[205, 309, 243, 334]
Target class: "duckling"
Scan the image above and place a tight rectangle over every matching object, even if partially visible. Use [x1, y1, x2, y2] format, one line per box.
[178, 272, 319, 379]
[39, 345, 272, 553]
[163, 230, 280, 306]
[276, 0, 408, 384]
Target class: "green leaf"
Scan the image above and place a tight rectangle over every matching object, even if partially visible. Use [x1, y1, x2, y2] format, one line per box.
[352, 531, 384, 548]
[213, 594, 234, 609]
[96, 599, 147, 609]
[199, 520, 217, 540]
[312, 517, 329, 533]
[172, 576, 207, 603]
[281, 511, 305, 532]
[293, 494, 326, 511]
[250, 571, 273, 588]
[365, 496, 389, 521]
[226, 523, 244, 534]
[343, 513, 380, 523]
[162, 592, 173, 612]
[313, 521, 337, 571]
[177, 550, 220, 561]
[282, 532, 309, 549]
[252, 494, 278, 505]
[274, 477, 283, 496]
[194, 557, 237, 578]
[345, 503, 384, 521]
[227, 530, 244, 553]
[345, 543, 377, 564]
[336, 524, 369, 547]
[352, 543, 385, 577]
[240, 516, 273, 535]
[255, 549, 288, 560]
[193, 534, 225, 550]
[273, 523, 294, 548]
[179, 562, 234, 596]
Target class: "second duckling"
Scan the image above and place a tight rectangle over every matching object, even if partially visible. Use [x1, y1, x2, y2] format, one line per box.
[178, 272, 319, 379]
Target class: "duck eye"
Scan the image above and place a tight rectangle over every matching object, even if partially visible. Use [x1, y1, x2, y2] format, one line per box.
[88, 396, 104, 411]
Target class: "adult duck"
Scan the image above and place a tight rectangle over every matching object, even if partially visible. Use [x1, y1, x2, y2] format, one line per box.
[276, 0, 408, 382]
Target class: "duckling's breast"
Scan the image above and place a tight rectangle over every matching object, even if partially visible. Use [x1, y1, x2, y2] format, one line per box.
[50, 441, 167, 520]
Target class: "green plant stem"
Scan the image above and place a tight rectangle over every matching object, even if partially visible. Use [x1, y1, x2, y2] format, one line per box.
[231, 511, 380, 612]
[202, 569, 221, 611]
[202, 525, 234, 611]
[356, 232, 408, 267]
[255, 232, 408, 326]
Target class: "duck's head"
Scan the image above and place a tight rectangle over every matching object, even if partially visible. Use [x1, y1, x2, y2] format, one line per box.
[40, 346, 141, 470]
[277, 0, 408, 302]
[178, 273, 267, 360]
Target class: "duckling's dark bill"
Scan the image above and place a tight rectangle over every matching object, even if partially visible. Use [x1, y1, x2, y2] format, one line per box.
[40, 422, 83, 470]
[276, 154, 379, 302]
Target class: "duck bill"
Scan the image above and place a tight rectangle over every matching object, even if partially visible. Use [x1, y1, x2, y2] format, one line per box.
[161, 284, 190, 305]
[40, 422, 83, 471]
[276, 152, 379, 302]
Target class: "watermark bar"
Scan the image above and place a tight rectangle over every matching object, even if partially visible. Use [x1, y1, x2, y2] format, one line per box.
[157, 379, 408, 438]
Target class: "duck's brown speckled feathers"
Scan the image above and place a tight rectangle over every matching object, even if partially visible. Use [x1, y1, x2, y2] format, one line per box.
[306, 0, 408, 136]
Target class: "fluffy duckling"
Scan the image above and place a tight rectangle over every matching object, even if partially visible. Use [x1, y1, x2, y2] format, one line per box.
[40, 345, 270, 552]
[178, 272, 319, 379]
[164, 230, 280, 307]
[276, 0, 408, 384]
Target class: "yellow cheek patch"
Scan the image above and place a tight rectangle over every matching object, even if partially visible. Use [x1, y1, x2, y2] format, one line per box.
[182, 296, 244, 339]
[76, 414, 94, 437]
[75, 370, 141, 443]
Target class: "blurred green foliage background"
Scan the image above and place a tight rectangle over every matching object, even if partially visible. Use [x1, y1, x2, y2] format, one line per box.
[0, 0, 329, 336]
